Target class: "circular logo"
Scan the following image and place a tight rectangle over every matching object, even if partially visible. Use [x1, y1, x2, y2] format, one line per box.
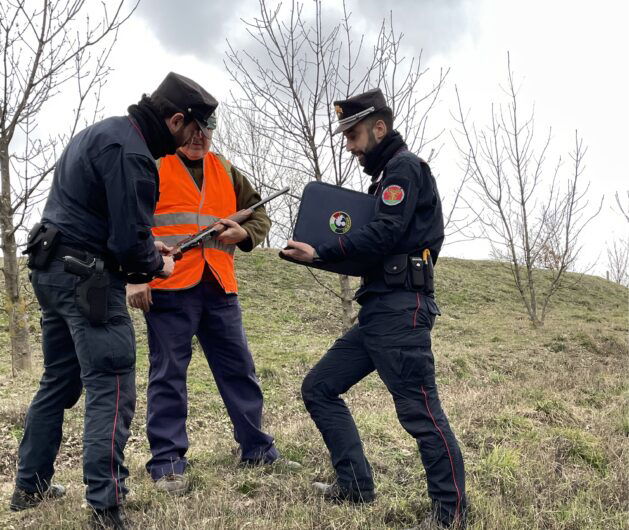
[329, 211, 352, 234]
[382, 184, 405, 206]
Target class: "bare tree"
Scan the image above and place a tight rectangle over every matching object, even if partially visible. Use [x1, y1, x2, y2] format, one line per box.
[607, 238, 629, 286]
[213, 102, 303, 248]
[614, 191, 629, 223]
[223, 0, 450, 330]
[606, 191, 629, 286]
[0, 0, 134, 374]
[453, 54, 602, 326]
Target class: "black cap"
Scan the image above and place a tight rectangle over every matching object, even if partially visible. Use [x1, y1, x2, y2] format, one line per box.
[152, 72, 218, 138]
[332, 88, 388, 135]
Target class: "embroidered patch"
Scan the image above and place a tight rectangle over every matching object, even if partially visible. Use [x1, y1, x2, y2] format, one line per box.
[329, 211, 352, 234]
[334, 105, 343, 118]
[382, 184, 405, 206]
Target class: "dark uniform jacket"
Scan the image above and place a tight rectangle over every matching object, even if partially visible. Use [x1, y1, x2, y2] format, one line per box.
[42, 116, 164, 279]
[316, 147, 444, 298]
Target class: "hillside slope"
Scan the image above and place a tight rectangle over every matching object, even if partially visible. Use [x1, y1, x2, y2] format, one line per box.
[1, 251, 627, 529]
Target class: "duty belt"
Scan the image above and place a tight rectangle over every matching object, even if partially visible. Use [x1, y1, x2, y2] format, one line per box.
[362, 251, 423, 284]
[51, 244, 120, 273]
[363, 250, 434, 293]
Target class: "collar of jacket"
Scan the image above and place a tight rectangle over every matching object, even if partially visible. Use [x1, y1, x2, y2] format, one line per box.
[362, 130, 407, 179]
[127, 95, 178, 159]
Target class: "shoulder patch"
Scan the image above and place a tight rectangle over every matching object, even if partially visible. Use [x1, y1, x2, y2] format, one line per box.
[382, 184, 405, 206]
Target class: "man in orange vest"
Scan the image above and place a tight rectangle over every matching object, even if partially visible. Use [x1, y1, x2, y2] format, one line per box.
[126, 110, 289, 494]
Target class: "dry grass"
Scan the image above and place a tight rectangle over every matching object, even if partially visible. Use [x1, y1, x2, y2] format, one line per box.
[0, 251, 627, 529]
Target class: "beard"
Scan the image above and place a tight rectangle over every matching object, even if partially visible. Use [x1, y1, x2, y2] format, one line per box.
[357, 129, 378, 166]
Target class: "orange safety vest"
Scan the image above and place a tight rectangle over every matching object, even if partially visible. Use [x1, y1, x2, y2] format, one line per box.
[149, 152, 238, 293]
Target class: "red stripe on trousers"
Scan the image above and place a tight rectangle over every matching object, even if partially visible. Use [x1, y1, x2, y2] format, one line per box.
[413, 292, 421, 328]
[110, 375, 121, 504]
[421, 385, 462, 521]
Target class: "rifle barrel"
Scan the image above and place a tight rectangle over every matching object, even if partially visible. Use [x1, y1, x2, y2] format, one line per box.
[248, 186, 290, 210]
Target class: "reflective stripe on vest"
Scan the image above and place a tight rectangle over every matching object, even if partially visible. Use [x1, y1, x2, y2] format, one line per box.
[149, 152, 238, 292]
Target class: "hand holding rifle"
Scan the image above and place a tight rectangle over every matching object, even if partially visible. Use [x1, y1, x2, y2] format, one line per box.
[213, 218, 249, 244]
[168, 186, 290, 259]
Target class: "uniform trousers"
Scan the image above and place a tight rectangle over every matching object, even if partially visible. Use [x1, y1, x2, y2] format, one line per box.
[144, 279, 277, 480]
[16, 260, 135, 510]
[301, 290, 466, 526]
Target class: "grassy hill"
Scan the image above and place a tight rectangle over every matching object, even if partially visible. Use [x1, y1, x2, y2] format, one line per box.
[0, 251, 627, 529]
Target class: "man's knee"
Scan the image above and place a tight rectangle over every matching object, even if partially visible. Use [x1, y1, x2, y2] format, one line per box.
[64, 379, 83, 409]
[300, 370, 316, 406]
[301, 370, 335, 408]
[33, 369, 83, 411]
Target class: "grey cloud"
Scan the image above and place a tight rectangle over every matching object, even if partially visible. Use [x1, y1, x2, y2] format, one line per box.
[135, 0, 245, 59]
[135, 0, 474, 64]
[346, 0, 475, 59]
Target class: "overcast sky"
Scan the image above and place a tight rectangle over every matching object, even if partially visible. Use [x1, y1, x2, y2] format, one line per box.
[85, 0, 629, 274]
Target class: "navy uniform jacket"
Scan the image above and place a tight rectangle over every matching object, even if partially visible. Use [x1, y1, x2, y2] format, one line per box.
[42, 116, 164, 280]
[316, 148, 444, 297]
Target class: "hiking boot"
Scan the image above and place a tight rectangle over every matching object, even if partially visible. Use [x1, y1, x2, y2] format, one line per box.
[312, 481, 375, 504]
[405, 513, 466, 529]
[9, 484, 66, 511]
[154, 473, 189, 495]
[90, 506, 127, 529]
[405, 516, 439, 530]
[239, 456, 302, 471]
[269, 457, 303, 471]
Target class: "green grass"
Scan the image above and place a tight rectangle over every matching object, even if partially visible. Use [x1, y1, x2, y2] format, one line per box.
[0, 251, 627, 529]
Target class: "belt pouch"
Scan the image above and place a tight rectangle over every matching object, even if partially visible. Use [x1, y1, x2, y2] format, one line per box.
[383, 253, 408, 288]
[409, 256, 425, 289]
[75, 260, 110, 325]
[424, 255, 435, 293]
[24, 223, 60, 270]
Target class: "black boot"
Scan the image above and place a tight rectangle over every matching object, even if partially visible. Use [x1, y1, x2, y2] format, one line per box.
[9, 484, 66, 511]
[312, 481, 375, 504]
[90, 506, 127, 529]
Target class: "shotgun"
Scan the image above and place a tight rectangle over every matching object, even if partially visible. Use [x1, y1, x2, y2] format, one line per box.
[171, 186, 290, 256]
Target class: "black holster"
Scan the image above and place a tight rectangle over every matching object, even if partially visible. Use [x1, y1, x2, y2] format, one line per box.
[418, 254, 435, 294]
[23, 222, 60, 270]
[65, 257, 110, 325]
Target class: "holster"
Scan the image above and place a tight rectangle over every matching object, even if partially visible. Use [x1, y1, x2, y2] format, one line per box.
[23, 222, 60, 270]
[69, 259, 110, 325]
[422, 254, 435, 294]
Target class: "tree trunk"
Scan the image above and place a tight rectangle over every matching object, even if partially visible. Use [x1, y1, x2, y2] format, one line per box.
[339, 274, 354, 332]
[0, 144, 32, 374]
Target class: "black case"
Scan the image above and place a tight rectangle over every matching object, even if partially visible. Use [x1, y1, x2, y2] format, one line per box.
[280, 181, 377, 276]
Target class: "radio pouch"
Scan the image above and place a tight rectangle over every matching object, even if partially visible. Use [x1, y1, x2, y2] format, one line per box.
[24, 223, 60, 270]
[383, 254, 408, 288]
[409, 256, 425, 290]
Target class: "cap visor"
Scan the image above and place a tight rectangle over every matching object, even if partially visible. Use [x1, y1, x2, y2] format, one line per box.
[195, 118, 211, 139]
[333, 117, 362, 135]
